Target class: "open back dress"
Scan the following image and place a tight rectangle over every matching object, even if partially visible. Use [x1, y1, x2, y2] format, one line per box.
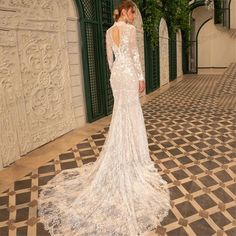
[38, 20, 171, 236]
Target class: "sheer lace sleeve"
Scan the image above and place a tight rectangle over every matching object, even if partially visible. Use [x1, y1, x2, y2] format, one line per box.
[106, 30, 113, 71]
[130, 26, 145, 81]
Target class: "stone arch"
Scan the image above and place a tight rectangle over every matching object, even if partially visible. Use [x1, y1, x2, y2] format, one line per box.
[0, 0, 85, 168]
[190, 5, 212, 73]
[159, 18, 169, 86]
[176, 29, 183, 77]
[197, 17, 236, 70]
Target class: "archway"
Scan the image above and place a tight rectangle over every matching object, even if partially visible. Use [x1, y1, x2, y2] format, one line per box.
[189, 1, 212, 73]
[197, 17, 236, 70]
[176, 30, 183, 77]
[159, 18, 169, 86]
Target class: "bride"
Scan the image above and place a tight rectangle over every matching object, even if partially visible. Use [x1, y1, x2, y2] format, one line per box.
[38, 0, 171, 235]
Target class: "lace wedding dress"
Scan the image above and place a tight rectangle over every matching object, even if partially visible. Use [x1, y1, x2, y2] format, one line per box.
[38, 21, 171, 236]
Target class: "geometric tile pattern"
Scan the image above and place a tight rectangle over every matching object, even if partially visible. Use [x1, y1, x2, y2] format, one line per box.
[0, 65, 236, 236]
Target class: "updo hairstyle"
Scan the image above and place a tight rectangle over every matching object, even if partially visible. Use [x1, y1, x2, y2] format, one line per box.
[113, 0, 135, 22]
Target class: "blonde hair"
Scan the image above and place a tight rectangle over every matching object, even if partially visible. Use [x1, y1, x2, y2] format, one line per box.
[113, 0, 135, 22]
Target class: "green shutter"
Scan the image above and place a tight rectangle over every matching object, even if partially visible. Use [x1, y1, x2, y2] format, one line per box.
[144, 33, 160, 94]
[214, 0, 223, 24]
[75, 0, 114, 122]
[169, 32, 177, 81]
[100, 0, 114, 115]
[181, 30, 189, 74]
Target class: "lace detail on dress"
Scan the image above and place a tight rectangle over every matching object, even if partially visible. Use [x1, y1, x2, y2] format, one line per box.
[38, 21, 171, 236]
[129, 26, 144, 81]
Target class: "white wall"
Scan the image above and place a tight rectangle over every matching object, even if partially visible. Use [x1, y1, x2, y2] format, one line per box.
[159, 18, 169, 86]
[192, 6, 212, 34]
[230, 0, 236, 29]
[66, 0, 87, 127]
[198, 19, 236, 68]
[176, 30, 183, 77]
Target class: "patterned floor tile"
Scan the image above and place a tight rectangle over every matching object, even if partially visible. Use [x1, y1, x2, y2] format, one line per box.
[0, 64, 236, 235]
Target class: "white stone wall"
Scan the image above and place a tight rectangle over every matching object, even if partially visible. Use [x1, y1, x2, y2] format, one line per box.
[176, 30, 183, 77]
[198, 19, 236, 68]
[192, 6, 212, 33]
[230, 0, 236, 29]
[66, 0, 87, 127]
[0, 0, 86, 169]
[159, 18, 169, 86]
[193, 5, 236, 70]
[66, 17, 87, 127]
[191, 6, 212, 72]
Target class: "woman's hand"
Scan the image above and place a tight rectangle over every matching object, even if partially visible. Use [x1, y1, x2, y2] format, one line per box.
[139, 80, 145, 93]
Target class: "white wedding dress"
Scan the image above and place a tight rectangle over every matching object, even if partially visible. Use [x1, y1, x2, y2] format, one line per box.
[38, 21, 171, 236]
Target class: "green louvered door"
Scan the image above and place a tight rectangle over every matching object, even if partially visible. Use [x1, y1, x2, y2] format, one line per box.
[79, 0, 114, 122]
[144, 33, 160, 94]
[100, 0, 114, 115]
[182, 30, 189, 74]
[79, 0, 104, 122]
[169, 32, 177, 81]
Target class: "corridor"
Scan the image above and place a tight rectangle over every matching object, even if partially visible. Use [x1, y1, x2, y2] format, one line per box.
[0, 64, 236, 236]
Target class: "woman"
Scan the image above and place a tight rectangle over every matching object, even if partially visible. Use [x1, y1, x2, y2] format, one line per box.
[38, 1, 170, 235]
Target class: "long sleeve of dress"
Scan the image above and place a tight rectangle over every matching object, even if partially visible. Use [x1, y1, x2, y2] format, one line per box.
[106, 30, 113, 71]
[130, 26, 145, 81]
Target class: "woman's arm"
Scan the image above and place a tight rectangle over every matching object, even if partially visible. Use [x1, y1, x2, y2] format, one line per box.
[130, 26, 145, 81]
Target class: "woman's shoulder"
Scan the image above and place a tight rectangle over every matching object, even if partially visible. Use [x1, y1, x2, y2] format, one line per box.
[107, 21, 136, 29]
[128, 23, 136, 30]
[121, 22, 136, 31]
[106, 26, 112, 33]
[106, 23, 115, 35]
[106, 22, 136, 36]
[125, 23, 136, 34]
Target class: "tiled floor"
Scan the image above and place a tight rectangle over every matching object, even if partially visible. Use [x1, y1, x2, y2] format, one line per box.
[0, 73, 180, 193]
[0, 65, 235, 236]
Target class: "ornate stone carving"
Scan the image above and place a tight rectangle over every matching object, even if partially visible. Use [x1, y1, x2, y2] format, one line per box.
[0, 30, 26, 167]
[159, 18, 169, 86]
[0, 6, 60, 31]
[0, 0, 75, 168]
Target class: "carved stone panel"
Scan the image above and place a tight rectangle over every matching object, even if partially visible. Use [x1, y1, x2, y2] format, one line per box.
[0, 0, 75, 168]
[17, 30, 75, 150]
[0, 30, 22, 168]
[159, 18, 169, 86]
